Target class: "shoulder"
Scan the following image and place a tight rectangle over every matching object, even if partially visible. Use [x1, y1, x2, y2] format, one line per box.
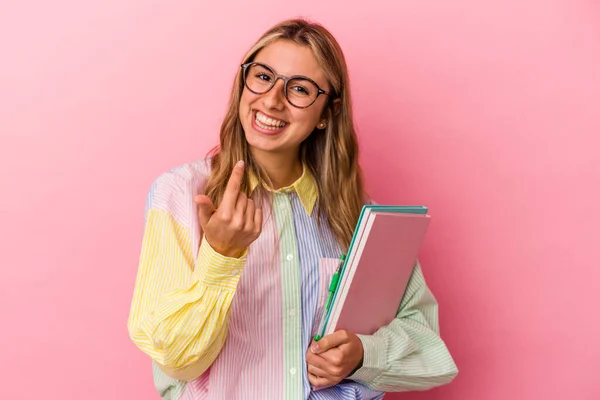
[144, 158, 213, 220]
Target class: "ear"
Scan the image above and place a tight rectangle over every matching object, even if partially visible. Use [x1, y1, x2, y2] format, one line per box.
[316, 99, 341, 130]
[331, 98, 341, 116]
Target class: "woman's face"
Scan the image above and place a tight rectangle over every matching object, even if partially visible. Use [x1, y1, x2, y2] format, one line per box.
[239, 40, 331, 163]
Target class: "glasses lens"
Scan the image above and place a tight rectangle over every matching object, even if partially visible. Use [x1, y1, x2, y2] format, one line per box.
[243, 63, 320, 108]
[286, 78, 319, 108]
[245, 64, 275, 94]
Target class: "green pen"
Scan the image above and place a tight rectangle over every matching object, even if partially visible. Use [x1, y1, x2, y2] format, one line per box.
[314, 254, 346, 341]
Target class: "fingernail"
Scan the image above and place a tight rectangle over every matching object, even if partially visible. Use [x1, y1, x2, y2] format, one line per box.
[311, 343, 319, 353]
[236, 160, 244, 168]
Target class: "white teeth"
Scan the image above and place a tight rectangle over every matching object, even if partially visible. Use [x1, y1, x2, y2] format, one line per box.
[256, 111, 286, 129]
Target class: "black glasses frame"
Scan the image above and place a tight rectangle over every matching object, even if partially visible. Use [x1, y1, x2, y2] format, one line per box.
[240, 62, 332, 109]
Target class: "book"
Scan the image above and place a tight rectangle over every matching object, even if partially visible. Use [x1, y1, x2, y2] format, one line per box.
[314, 205, 431, 340]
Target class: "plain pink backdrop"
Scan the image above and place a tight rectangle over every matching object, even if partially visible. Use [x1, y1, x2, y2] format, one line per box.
[1, 0, 599, 399]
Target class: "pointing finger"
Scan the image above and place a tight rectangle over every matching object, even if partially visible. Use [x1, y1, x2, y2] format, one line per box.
[221, 160, 245, 212]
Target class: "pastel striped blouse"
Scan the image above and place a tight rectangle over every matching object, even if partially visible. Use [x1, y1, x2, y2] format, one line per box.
[127, 159, 458, 400]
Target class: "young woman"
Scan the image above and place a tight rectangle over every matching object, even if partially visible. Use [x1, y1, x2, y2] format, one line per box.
[127, 18, 458, 400]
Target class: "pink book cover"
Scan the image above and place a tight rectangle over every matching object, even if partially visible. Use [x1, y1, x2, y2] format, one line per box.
[326, 212, 430, 336]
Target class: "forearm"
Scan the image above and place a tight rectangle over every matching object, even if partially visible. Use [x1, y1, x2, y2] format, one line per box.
[348, 262, 458, 391]
[128, 216, 246, 372]
[129, 282, 236, 370]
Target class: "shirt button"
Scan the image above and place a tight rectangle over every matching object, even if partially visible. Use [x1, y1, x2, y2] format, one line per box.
[289, 367, 297, 375]
[231, 269, 240, 276]
[289, 309, 295, 317]
[286, 254, 293, 261]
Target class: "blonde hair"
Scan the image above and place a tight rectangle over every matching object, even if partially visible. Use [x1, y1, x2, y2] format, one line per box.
[204, 18, 366, 250]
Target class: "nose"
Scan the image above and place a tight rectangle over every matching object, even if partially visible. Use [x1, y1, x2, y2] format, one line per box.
[261, 78, 286, 110]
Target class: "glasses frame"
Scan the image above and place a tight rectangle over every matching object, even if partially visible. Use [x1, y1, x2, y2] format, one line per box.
[240, 62, 332, 109]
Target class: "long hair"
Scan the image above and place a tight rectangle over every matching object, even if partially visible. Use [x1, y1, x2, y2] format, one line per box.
[204, 18, 366, 250]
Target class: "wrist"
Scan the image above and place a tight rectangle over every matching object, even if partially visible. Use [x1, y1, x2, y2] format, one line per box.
[194, 239, 247, 287]
[215, 246, 245, 258]
[206, 238, 246, 259]
[346, 334, 386, 384]
[352, 340, 364, 375]
[350, 357, 363, 376]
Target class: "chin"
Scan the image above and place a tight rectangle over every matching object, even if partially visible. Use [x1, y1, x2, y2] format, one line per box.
[245, 137, 280, 154]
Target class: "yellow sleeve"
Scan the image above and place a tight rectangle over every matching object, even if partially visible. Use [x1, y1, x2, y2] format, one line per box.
[127, 206, 246, 377]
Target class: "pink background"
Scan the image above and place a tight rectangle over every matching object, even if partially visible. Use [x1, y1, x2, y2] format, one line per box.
[1, 0, 598, 399]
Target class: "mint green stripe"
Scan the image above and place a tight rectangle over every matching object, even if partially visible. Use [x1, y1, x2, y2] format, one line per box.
[274, 193, 303, 399]
[152, 361, 187, 399]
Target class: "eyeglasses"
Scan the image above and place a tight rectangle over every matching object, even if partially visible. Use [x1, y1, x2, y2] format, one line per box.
[240, 62, 332, 109]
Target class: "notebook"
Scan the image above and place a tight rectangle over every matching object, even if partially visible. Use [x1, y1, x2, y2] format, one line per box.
[314, 205, 431, 340]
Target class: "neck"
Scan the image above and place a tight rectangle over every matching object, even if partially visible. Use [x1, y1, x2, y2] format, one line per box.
[251, 149, 303, 189]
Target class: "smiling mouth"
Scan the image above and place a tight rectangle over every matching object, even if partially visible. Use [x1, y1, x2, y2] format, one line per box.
[254, 111, 288, 130]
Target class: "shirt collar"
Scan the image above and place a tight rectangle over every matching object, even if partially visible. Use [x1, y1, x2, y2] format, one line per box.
[248, 164, 318, 215]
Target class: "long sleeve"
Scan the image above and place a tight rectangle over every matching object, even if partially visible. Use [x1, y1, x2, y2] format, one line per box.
[347, 260, 458, 392]
[127, 176, 246, 378]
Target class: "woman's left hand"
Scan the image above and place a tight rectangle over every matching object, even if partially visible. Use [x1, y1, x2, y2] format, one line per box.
[306, 330, 364, 390]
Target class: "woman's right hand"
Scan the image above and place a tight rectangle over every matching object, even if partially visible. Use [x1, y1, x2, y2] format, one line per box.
[194, 160, 263, 258]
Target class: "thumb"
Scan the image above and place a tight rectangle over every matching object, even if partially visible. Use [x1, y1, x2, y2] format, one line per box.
[194, 194, 215, 228]
[310, 338, 332, 354]
[311, 331, 347, 354]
